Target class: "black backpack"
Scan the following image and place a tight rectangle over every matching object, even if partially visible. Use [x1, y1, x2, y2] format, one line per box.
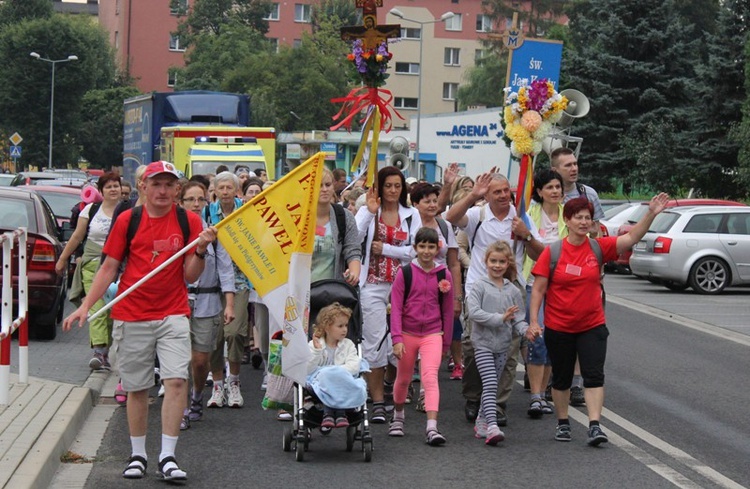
[400, 263, 448, 311]
[125, 205, 191, 258]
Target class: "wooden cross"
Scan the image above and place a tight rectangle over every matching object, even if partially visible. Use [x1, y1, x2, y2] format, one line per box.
[341, 0, 400, 50]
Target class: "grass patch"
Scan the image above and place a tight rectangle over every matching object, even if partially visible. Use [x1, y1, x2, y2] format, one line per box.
[60, 451, 95, 464]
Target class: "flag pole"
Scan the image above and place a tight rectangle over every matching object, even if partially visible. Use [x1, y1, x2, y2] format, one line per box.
[87, 236, 202, 322]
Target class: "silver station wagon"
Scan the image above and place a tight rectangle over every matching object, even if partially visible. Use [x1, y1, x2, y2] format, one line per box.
[630, 206, 750, 294]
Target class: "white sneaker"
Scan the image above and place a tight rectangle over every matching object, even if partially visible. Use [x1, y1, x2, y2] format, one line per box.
[206, 371, 214, 387]
[260, 373, 268, 391]
[157, 383, 165, 397]
[207, 383, 225, 408]
[227, 380, 244, 408]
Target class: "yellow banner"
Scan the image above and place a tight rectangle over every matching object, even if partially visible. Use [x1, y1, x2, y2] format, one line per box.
[215, 153, 326, 296]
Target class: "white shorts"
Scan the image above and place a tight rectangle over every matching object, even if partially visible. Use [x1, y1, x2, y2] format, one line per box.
[360, 283, 393, 368]
[111, 315, 191, 392]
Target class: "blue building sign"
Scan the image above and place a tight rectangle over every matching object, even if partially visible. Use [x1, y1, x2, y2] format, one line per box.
[506, 39, 563, 89]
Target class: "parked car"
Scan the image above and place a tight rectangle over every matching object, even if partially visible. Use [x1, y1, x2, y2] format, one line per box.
[630, 206, 750, 294]
[599, 202, 642, 237]
[0, 187, 67, 339]
[23, 185, 81, 227]
[599, 199, 630, 213]
[614, 199, 747, 270]
[0, 173, 24, 186]
[18, 171, 66, 185]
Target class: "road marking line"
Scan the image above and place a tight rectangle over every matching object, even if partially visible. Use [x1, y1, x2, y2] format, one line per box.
[573, 407, 702, 489]
[599, 407, 747, 489]
[608, 295, 750, 348]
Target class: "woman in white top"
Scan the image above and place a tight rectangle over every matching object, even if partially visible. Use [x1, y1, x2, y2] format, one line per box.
[56, 171, 122, 370]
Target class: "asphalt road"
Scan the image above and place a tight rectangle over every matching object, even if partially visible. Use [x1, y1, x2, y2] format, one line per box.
[79, 291, 750, 488]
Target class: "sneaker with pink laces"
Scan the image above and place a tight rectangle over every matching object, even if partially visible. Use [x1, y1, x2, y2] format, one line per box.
[485, 425, 505, 446]
[321, 415, 335, 428]
[450, 364, 463, 380]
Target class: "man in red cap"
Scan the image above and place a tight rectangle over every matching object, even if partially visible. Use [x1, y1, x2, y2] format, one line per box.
[64, 161, 216, 483]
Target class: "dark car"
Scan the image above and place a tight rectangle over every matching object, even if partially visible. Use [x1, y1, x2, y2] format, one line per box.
[0, 187, 67, 340]
[23, 185, 81, 228]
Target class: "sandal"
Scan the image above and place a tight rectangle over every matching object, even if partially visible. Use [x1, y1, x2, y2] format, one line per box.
[415, 390, 426, 413]
[370, 404, 387, 424]
[157, 456, 187, 483]
[276, 410, 293, 421]
[114, 380, 127, 406]
[122, 455, 147, 479]
[180, 413, 190, 431]
[188, 397, 203, 422]
[388, 419, 404, 437]
[540, 399, 554, 414]
[425, 429, 446, 446]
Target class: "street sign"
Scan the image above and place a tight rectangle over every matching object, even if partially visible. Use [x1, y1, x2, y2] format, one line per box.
[9, 133, 22, 146]
[506, 39, 564, 89]
[10, 146, 21, 158]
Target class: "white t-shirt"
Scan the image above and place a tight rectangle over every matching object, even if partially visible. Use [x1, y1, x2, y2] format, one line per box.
[81, 203, 113, 247]
[460, 205, 540, 293]
[429, 218, 458, 267]
[527, 210, 560, 287]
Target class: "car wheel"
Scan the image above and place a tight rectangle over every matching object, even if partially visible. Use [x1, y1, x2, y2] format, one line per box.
[689, 257, 730, 295]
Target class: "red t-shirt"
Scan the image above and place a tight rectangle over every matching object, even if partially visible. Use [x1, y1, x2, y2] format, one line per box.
[103, 205, 202, 322]
[531, 237, 618, 333]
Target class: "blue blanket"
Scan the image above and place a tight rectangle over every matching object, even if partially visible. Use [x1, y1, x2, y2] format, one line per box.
[307, 365, 368, 409]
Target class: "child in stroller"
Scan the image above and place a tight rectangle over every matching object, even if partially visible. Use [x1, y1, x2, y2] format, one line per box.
[307, 302, 364, 429]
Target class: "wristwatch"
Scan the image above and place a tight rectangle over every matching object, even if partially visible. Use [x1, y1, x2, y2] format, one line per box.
[524, 234, 533, 242]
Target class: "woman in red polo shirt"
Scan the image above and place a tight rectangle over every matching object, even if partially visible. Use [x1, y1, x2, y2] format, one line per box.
[530, 193, 668, 447]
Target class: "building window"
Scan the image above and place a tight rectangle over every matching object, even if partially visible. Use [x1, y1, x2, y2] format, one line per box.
[506, 18, 523, 30]
[295, 4, 311, 23]
[293, 39, 302, 48]
[443, 83, 459, 100]
[168, 72, 177, 88]
[475, 49, 485, 61]
[401, 27, 421, 40]
[395, 62, 420, 75]
[476, 14, 492, 32]
[170, 0, 188, 16]
[268, 38, 279, 52]
[265, 3, 280, 21]
[169, 34, 185, 52]
[445, 13, 462, 31]
[444, 48, 460, 66]
[395, 97, 419, 109]
[115, 31, 120, 49]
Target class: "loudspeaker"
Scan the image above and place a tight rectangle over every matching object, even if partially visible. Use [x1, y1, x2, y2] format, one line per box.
[542, 136, 564, 157]
[389, 153, 410, 171]
[558, 89, 590, 127]
[389, 136, 409, 155]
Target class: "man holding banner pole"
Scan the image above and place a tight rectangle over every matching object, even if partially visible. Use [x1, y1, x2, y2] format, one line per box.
[63, 161, 214, 482]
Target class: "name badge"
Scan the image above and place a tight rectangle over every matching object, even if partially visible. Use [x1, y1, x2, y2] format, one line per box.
[315, 225, 326, 236]
[439, 239, 445, 249]
[394, 230, 407, 241]
[565, 264, 582, 276]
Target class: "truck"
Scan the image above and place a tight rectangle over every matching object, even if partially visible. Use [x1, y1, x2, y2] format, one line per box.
[123, 91, 276, 183]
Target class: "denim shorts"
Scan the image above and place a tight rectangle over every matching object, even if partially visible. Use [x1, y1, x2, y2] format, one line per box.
[525, 284, 550, 366]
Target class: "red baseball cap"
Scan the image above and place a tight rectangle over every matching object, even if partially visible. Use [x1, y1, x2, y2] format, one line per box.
[143, 161, 181, 179]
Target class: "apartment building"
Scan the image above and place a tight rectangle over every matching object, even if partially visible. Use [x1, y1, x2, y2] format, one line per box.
[96, 1, 556, 114]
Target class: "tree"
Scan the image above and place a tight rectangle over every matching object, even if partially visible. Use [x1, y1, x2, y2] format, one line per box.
[0, 15, 117, 167]
[481, 0, 569, 37]
[311, 0, 360, 33]
[456, 51, 507, 110]
[563, 0, 704, 193]
[171, 0, 273, 47]
[78, 86, 141, 168]
[0, 0, 52, 30]
[692, 0, 748, 198]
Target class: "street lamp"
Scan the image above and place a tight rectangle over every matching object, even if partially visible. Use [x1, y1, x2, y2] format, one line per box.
[389, 9, 454, 171]
[30, 52, 78, 170]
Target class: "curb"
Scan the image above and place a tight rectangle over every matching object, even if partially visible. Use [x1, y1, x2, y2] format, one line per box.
[5, 370, 110, 489]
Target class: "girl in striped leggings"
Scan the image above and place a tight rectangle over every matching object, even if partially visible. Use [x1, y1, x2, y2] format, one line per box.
[467, 241, 538, 445]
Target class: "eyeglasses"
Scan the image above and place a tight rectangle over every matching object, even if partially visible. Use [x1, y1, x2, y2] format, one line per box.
[182, 197, 207, 204]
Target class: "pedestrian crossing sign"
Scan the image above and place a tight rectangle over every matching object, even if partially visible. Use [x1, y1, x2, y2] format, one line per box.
[10, 146, 21, 158]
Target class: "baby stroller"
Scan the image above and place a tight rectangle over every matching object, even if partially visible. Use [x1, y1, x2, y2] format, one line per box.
[282, 279, 373, 462]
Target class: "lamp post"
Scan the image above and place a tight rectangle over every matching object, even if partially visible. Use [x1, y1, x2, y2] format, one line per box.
[389, 9, 454, 172]
[30, 52, 78, 170]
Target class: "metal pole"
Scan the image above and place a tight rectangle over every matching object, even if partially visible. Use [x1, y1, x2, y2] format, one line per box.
[48, 61, 55, 170]
[415, 23, 424, 175]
